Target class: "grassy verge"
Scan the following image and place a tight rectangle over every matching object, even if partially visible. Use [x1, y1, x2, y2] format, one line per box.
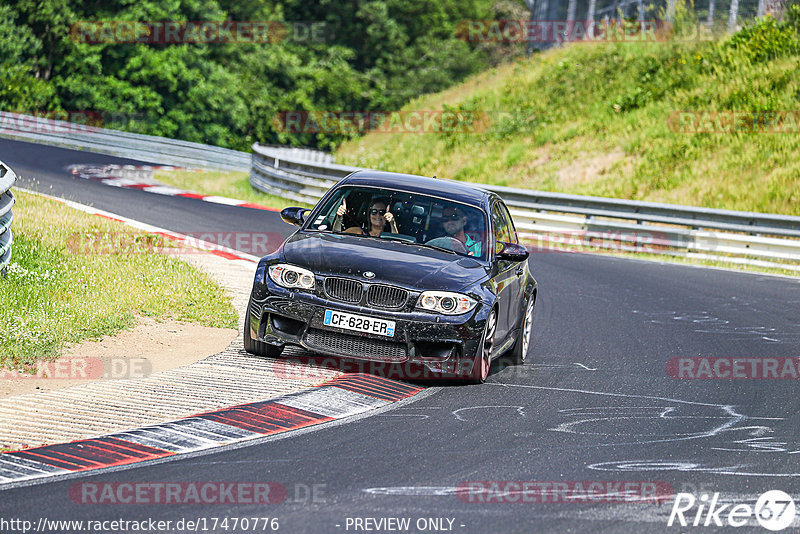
[154, 169, 314, 210]
[605, 251, 800, 278]
[336, 12, 800, 216]
[524, 240, 800, 278]
[0, 190, 238, 371]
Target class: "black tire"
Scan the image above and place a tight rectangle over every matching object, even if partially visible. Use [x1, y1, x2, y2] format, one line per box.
[469, 308, 497, 384]
[505, 296, 534, 365]
[243, 314, 283, 358]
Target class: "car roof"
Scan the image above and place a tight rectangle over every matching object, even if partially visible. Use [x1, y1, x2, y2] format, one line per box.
[339, 170, 493, 207]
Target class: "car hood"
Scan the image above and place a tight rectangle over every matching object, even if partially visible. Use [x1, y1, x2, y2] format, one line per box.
[282, 232, 488, 290]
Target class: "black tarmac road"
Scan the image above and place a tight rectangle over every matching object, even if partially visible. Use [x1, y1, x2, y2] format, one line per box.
[2, 137, 800, 533]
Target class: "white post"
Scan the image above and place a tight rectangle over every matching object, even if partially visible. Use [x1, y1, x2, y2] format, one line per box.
[707, 0, 715, 27]
[728, 0, 739, 32]
[587, 0, 597, 38]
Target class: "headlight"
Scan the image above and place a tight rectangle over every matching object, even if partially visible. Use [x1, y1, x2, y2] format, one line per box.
[416, 291, 477, 315]
[268, 264, 315, 290]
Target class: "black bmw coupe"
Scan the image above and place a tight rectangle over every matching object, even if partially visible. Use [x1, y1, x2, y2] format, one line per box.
[244, 170, 536, 383]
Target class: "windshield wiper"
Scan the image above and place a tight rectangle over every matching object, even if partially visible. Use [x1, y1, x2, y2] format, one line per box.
[325, 232, 459, 255]
[377, 236, 461, 255]
[411, 241, 458, 255]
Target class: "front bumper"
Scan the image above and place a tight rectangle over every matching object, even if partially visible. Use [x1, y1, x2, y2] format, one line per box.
[247, 285, 488, 379]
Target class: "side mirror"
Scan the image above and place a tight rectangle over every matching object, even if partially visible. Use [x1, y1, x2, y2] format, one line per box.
[281, 207, 310, 226]
[497, 242, 529, 262]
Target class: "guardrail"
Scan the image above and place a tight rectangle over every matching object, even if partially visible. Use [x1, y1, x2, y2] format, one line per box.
[0, 160, 16, 275]
[256, 145, 334, 165]
[251, 143, 357, 205]
[0, 112, 250, 171]
[251, 143, 800, 270]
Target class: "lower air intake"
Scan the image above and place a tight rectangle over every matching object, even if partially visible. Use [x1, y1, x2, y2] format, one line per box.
[305, 329, 407, 362]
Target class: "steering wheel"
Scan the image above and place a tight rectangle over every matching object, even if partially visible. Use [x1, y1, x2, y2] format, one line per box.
[425, 236, 468, 254]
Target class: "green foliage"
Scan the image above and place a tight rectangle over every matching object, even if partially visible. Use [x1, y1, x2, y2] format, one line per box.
[726, 14, 800, 62]
[1, 0, 497, 150]
[0, 4, 61, 111]
[337, 13, 800, 216]
[788, 4, 800, 31]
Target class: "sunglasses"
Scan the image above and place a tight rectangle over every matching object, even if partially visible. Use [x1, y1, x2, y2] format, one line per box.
[443, 213, 463, 220]
[369, 208, 387, 215]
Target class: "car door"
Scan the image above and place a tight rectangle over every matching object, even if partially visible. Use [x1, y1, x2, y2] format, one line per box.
[500, 201, 525, 335]
[490, 201, 516, 346]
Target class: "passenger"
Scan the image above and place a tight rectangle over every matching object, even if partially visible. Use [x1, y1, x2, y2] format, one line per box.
[334, 197, 398, 236]
[441, 205, 481, 257]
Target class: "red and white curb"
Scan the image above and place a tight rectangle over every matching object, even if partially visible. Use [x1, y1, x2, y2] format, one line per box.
[68, 163, 278, 212]
[0, 374, 423, 485]
[17, 187, 259, 266]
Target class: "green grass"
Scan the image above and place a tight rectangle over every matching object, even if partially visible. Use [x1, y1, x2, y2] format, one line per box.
[154, 169, 313, 210]
[335, 11, 800, 216]
[0, 190, 238, 372]
[608, 251, 800, 278]
[525, 239, 800, 277]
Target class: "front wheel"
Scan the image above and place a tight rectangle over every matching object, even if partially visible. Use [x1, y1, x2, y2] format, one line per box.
[470, 308, 497, 384]
[506, 296, 534, 365]
[243, 315, 283, 358]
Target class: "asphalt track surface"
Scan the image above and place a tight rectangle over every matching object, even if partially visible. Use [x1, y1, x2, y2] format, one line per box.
[2, 137, 800, 533]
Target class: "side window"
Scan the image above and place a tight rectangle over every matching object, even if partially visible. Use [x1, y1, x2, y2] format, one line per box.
[491, 203, 511, 255]
[500, 203, 519, 244]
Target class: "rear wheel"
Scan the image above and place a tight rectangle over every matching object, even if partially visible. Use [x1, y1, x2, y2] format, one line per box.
[470, 308, 497, 384]
[506, 296, 534, 365]
[243, 314, 283, 358]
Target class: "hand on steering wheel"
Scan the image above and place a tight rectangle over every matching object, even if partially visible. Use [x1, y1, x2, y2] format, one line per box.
[450, 237, 468, 254]
[425, 236, 468, 254]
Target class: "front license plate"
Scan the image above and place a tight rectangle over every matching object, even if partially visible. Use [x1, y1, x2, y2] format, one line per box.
[323, 309, 396, 337]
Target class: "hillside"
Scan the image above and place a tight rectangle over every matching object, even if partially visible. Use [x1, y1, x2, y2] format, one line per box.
[337, 10, 800, 215]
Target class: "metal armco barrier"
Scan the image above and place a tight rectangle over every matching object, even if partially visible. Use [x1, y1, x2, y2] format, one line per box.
[0, 112, 249, 171]
[0, 160, 15, 275]
[251, 143, 358, 205]
[250, 142, 800, 269]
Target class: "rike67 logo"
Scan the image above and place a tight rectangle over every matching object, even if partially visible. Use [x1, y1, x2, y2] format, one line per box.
[668, 490, 796, 531]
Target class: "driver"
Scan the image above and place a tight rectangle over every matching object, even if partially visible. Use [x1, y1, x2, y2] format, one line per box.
[334, 197, 398, 237]
[441, 205, 481, 257]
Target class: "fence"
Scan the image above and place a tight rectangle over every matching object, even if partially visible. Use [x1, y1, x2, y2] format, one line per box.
[0, 160, 15, 275]
[521, 0, 778, 53]
[250, 143, 800, 270]
[0, 112, 249, 171]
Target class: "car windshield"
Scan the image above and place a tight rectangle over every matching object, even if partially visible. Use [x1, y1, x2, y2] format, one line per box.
[306, 186, 488, 261]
